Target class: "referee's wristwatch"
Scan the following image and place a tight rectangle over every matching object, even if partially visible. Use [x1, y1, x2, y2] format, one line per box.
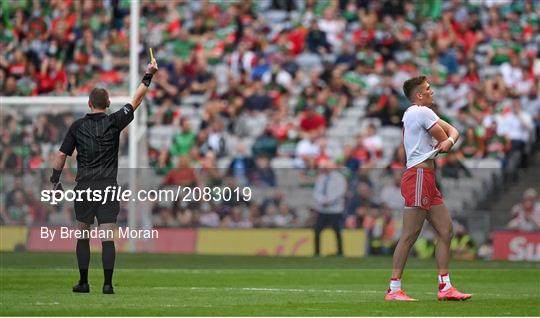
[50, 168, 62, 184]
[141, 73, 153, 87]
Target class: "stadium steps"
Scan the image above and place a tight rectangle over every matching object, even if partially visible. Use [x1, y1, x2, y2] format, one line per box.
[485, 150, 540, 229]
[324, 97, 369, 157]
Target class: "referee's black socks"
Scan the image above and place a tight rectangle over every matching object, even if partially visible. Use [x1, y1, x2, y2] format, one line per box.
[76, 239, 90, 284]
[102, 241, 116, 285]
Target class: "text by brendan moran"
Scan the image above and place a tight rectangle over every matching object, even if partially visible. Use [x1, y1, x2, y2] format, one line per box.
[40, 227, 158, 241]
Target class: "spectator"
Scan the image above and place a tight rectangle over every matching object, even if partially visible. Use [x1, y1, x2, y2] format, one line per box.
[386, 146, 406, 172]
[508, 188, 540, 232]
[170, 118, 197, 157]
[346, 182, 379, 228]
[222, 206, 252, 228]
[163, 155, 197, 187]
[206, 120, 226, 158]
[299, 105, 326, 136]
[198, 151, 223, 187]
[318, 7, 345, 50]
[252, 127, 278, 158]
[313, 159, 347, 256]
[362, 123, 383, 160]
[199, 204, 221, 228]
[440, 152, 472, 179]
[189, 58, 215, 95]
[368, 94, 404, 127]
[278, 202, 296, 227]
[153, 148, 173, 176]
[351, 135, 373, 168]
[227, 142, 255, 186]
[364, 208, 397, 256]
[3, 190, 30, 225]
[497, 99, 534, 167]
[442, 74, 470, 110]
[153, 206, 180, 227]
[244, 80, 273, 112]
[451, 222, 476, 261]
[458, 127, 484, 159]
[252, 155, 276, 187]
[295, 131, 320, 169]
[306, 19, 331, 55]
[477, 237, 493, 260]
[379, 171, 405, 213]
[483, 122, 510, 163]
[339, 143, 360, 174]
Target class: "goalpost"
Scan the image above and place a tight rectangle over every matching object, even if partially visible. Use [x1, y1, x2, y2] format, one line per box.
[1, 1, 145, 252]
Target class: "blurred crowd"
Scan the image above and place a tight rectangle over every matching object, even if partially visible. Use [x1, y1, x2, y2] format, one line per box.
[1, 0, 540, 249]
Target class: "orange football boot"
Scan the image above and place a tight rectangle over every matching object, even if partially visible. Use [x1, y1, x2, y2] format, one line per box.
[385, 290, 418, 301]
[437, 287, 472, 301]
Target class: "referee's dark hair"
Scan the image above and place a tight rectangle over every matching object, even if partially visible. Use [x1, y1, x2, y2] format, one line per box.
[89, 88, 110, 109]
[403, 75, 427, 102]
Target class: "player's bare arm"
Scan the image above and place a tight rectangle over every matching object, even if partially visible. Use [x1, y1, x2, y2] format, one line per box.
[428, 120, 460, 153]
[131, 60, 159, 110]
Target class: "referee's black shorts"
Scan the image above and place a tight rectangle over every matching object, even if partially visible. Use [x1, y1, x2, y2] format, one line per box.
[74, 180, 120, 225]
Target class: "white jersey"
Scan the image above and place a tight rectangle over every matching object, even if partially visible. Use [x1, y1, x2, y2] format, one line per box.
[402, 105, 440, 169]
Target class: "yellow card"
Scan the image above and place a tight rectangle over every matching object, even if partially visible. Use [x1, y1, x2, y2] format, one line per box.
[149, 48, 155, 63]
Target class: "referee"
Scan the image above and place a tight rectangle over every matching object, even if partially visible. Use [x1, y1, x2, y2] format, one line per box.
[50, 59, 158, 294]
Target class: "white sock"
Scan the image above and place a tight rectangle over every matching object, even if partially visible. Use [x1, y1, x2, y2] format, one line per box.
[438, 273, 452, 291]
[389, 279, 401, 293]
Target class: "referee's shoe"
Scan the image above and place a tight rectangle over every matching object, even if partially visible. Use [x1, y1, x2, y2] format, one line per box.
[102, 284, 114, 294]
[72, 282, 90, 293]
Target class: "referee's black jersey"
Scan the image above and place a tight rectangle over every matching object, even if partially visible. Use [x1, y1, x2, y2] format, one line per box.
[59, 104, 134, 183]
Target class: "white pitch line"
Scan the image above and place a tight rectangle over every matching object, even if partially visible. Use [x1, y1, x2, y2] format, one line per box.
[151, 286, 539, 298]
[152, 286, 379, 294]
[160, 304, 214, 308]
[35, 301, 59, 306]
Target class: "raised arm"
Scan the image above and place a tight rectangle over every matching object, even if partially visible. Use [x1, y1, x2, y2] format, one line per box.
[131, 60, 159, 111]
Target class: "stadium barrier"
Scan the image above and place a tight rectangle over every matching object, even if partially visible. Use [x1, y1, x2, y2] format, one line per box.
[196, 228, 366, 257]
[493, 230, 540, 261]
[2, 227, 365, 257]
[0, 226, 28, 251]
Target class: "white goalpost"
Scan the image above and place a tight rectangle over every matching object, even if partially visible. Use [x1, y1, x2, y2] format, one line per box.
[1, 1, 146, 252]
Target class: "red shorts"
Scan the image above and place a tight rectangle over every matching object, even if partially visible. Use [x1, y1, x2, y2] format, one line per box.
[400, 167, 443, 211]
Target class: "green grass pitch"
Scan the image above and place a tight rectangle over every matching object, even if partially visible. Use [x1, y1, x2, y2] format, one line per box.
[1, 252, 539, 316]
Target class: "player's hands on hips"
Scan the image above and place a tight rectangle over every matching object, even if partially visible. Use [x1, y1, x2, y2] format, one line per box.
[436, 139, 453, 153]
[146, 60, 158, 75]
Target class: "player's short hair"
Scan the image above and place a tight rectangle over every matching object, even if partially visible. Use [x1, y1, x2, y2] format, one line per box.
[89, 88, 110, 109]
[403, 76, 427, 102]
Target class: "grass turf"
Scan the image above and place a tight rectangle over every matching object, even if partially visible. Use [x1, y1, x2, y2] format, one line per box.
[1, 252, 539, 316]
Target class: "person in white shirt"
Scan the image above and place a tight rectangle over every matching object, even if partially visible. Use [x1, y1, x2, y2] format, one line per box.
[385, 76, 471, 302]
[508, 188, 540, 232]
[363, 123, 383, 159]
[499, 56, 523, 90]
[317, 8, 345, 50]
[294, 132, 320, 169]
[497, 99, 534, 167]
[443, 74, 470, 110]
